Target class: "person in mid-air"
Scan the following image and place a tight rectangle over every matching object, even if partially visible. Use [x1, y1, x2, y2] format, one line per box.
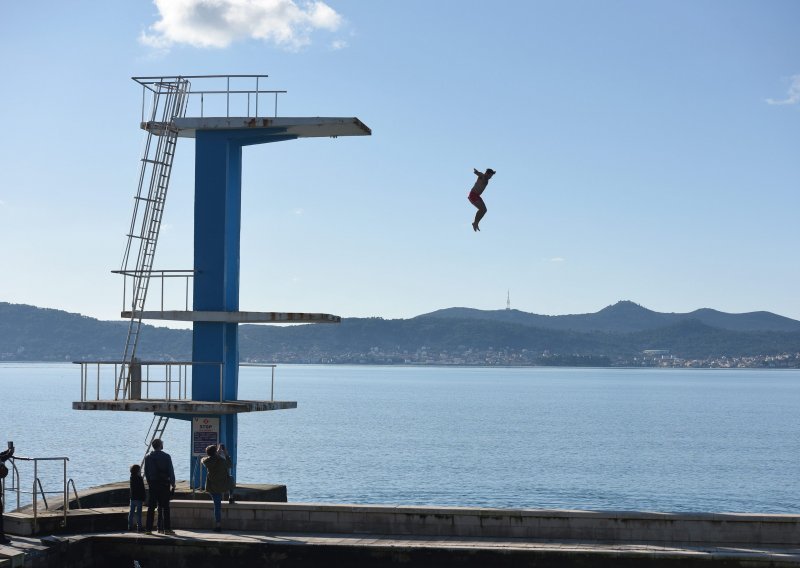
[467, 168, 496, 231]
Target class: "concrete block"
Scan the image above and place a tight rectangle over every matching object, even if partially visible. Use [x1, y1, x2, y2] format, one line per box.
[336, 510, 367, 527]
[308, 511, 339, 525]
[253, 508, 284, 523]
[281, 510, 310, 524]
[761, 521, 800, 545]
[452, 514, 482, 527]
[479, 514, 510, 529]
[0, 547, 24, 568]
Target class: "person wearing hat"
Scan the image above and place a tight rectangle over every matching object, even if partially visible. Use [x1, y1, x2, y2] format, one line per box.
[467, 168, 496, 231]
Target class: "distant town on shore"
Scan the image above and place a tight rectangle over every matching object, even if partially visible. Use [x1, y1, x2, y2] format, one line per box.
[2, 301, 800, 368]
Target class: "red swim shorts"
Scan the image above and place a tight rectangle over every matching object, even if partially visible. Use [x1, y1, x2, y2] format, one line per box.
[468, 191, 483, 206]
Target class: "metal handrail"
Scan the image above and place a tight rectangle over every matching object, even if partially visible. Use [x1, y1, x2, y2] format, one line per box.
[67, 479, 81, 509]
[34, 478, 48, 510]
[7, 456, 73, 532]
[133, 75, 286, 120]
[76, 361, 224, 402]
[240, 363, 278, 401]
[113, 269, 195, 312]
[75, 361, 282, 404]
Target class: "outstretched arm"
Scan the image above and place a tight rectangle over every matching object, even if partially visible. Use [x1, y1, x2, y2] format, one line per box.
[473, 168, 484, 178]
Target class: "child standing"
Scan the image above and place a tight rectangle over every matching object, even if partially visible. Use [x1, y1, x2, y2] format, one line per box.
[128, 463, 146, 532]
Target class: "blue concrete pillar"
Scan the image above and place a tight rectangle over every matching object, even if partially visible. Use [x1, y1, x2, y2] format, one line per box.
[188, 128, 296, 489]
[192, 130, 242, 400]
[191, 130, 243, 487]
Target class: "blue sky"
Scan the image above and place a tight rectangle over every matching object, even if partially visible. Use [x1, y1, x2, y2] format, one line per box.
[1, 1, 798, 324]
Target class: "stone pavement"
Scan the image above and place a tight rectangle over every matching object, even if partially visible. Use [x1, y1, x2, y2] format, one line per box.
[3, 529, 800, 567]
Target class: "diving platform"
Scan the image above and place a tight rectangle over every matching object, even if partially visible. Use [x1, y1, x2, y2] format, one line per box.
[72, 399, 296, 414]
[143, 116, 371, 139]
[75, 74, 369, 489]
[121, 310, 340, 323]
[73, 360, 292, 415]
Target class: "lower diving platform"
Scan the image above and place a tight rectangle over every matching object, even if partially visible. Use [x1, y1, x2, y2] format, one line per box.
[72, 360, 294, 415]
[72, 399, 296, 414]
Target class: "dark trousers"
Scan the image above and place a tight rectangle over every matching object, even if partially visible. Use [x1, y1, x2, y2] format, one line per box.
[146, 483, 171, 531]
[0, 494, 5, 536]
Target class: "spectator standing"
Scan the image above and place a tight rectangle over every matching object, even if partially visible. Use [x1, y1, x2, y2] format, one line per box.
[201, 444, 232, 532]
[144, 438, 176, 535]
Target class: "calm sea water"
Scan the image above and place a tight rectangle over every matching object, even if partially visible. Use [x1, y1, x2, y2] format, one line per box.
[2, 363, 799, 513]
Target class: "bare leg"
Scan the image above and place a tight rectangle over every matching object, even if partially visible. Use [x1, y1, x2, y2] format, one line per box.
[473, 203, 487, 231]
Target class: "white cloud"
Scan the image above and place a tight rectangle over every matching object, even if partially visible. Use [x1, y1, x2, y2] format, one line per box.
[140, 0, 343, 51]
[766, 75, 800, 105]
[548, 257, 565, 263]
[293, 208, 304, 215]
[330, 39, 347, 50]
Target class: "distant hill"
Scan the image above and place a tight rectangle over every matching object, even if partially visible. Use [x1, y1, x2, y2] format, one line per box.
[418, 301, 800, 333]
[0, 302, 190, 362]
[2, 301, 800, 364]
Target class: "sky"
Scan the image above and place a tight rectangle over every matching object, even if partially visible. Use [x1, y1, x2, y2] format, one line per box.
[0, 1, 798, 325]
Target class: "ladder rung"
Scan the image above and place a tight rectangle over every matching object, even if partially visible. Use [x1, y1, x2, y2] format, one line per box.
[142, 158, 168, 166]
[126, 234, 155, 242]
[134, 196, 160, 203]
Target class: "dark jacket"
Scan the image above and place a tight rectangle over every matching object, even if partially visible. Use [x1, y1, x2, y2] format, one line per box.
[130, 474, 146, 501]
[201, 453, 232, 494]
[144, 450, 176, 487]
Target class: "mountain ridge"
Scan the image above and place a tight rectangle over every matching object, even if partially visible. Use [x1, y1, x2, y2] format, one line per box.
[416, 300, 800, 333]
[2, 300, 799, 364]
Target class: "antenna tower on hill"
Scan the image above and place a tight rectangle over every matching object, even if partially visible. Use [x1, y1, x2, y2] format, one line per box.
[506, 290, 511, 310]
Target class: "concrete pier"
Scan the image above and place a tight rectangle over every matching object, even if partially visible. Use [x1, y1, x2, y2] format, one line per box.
[3, 501, 800, 567]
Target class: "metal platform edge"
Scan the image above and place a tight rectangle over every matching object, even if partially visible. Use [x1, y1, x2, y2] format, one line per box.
[143, 116, 372, 138]
[121, 310, 340, 323]
[72, 400, 297, 414]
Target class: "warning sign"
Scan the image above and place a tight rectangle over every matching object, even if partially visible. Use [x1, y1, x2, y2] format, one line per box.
[192, 417, 219, 456]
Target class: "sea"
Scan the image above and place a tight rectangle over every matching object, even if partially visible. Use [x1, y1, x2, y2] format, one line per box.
[2, 363, 799, 514]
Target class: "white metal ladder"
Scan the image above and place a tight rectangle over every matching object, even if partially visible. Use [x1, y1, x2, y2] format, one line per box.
[142, 415, 170, 466]
[116, 78, 190, 400]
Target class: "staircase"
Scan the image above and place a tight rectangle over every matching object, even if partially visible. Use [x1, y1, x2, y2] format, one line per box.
[115, 78, 191, 400]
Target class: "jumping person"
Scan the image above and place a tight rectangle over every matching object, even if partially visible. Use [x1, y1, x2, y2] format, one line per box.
[467, 168, 496, 231]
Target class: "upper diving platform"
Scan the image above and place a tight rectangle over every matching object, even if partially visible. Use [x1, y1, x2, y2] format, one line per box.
[144, 116, 371, 139]
[133, 75, 371, 139]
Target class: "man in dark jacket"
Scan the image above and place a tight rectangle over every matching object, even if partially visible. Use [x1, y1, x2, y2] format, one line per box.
[144, 438, 176, 535]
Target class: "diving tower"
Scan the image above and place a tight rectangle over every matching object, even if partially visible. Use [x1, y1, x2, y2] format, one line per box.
[74, 75, 371, 489]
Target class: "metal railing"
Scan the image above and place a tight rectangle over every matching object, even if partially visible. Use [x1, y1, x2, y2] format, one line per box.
[241, 363, 278, 400]
[113, 268, 195, 312]
[75, 361, 281, 403]
[3, 456, 79, 532]
[77, 361, 209, 402]
[133, 75, 287, 121]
